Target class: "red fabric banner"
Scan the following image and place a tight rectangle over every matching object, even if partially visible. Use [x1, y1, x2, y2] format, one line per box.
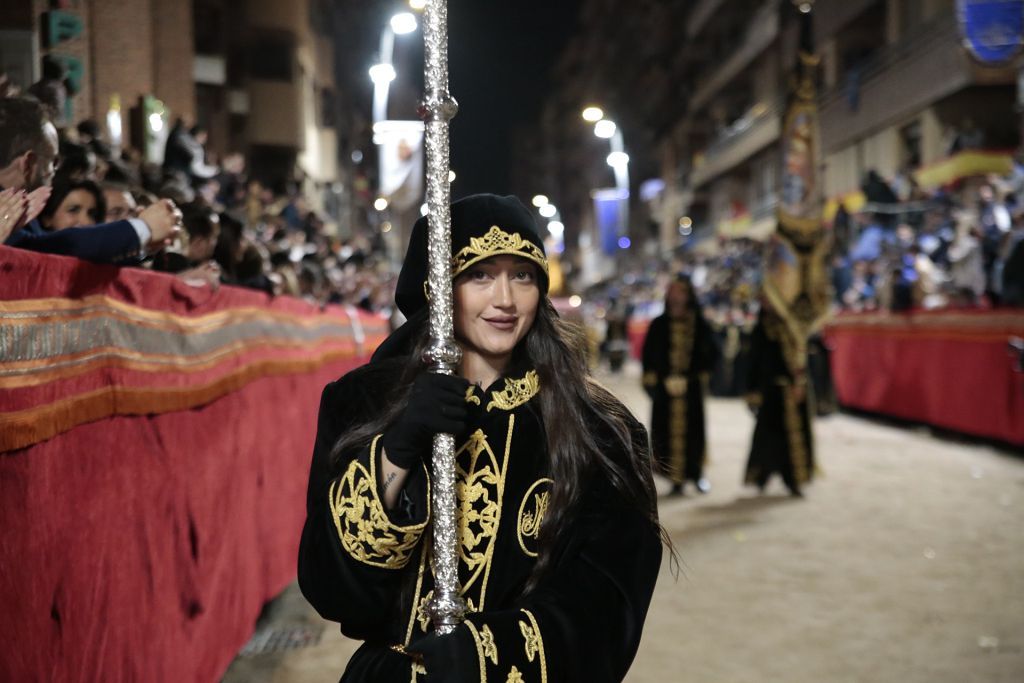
[0, 247, 386, 681]
[825, 310, 1024, 447]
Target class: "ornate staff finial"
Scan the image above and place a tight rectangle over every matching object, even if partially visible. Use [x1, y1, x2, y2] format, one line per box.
[419, 0, 466, 635]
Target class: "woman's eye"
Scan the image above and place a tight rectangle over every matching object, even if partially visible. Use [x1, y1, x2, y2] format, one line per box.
[468, 270, 489, 281]
[514, 270, 535, 281]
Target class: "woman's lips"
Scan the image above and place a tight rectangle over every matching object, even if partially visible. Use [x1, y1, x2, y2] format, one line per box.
[484, 317, 517, 331]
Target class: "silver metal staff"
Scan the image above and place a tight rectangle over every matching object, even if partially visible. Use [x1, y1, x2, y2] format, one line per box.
[420, 0, 465, 635]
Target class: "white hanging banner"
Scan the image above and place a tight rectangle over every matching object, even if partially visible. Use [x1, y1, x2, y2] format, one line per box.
[375, 120, 425, 211]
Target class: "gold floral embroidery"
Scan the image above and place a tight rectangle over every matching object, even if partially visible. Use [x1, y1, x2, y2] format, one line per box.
[520, 620, 539, 662]
[516, 478, 553, 557]
[404, 415, 514, 633]
[479, 624, 499, 665]
[451, 225, 549, 278]
[506, 667, 524, 683]
[463, 620, 490, 682]
[465, 386, 481, 405]
[328, 437, 428, 569]
[486, 370, 540, 412]
[415, 590, 433, 633]
[457, 430, 501, 584]
[520, 609, 548, 682]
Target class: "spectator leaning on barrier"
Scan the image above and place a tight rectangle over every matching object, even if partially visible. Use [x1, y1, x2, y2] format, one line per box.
[39, 177, 105, 230]
[0, 96, 181, 264]
[102, 182, 139, 222]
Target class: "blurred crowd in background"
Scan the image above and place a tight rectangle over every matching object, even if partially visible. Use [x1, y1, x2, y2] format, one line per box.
[1, 84, 398, 318]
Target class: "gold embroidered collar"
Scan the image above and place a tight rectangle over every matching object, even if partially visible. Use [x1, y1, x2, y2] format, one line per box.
[451, 226, 549, 278]
[463, 369, 540, 412]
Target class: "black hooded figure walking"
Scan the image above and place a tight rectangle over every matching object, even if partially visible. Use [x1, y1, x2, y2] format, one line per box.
[298, 194, 666, 683]
[743, 305, 815, 496]
[641, 276, 717, 496]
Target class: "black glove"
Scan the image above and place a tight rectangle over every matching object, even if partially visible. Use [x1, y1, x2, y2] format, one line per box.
[408, 627, 477, 683]
[380, 372, 470, 470]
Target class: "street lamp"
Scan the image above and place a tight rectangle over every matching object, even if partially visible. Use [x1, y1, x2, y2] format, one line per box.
[371, 13, 419, 124]
[593, 119, 616, 139]
[369, 12, 424, 264]
[580, 107, 631, 273]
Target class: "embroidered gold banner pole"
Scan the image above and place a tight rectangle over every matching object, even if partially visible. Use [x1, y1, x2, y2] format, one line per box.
[420, 0, 466, 635]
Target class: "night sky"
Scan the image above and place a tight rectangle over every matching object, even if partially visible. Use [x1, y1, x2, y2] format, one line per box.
[445, 0, 582, 197]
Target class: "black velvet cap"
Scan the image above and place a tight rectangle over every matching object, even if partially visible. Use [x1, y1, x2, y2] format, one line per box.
[394, 193, 549, 318]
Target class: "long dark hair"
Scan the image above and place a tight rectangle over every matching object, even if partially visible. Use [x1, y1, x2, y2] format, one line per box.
[330, 297, 674, 590]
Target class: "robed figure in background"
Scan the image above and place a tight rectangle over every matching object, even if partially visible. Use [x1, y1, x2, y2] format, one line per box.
[744, 304, 815, 496]
[642, 276, 717, 496]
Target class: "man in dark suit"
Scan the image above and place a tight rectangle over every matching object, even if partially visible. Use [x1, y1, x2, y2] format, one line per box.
[0, 97, 180, 263]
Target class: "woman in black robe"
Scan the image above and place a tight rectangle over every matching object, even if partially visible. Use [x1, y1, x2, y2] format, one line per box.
[641, 276, 717, 496]
[298, 194, 666, 682]
[743, 305, 815, 496]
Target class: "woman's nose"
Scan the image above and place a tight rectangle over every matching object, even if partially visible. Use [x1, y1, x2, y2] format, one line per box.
[493, 275, 513, 307]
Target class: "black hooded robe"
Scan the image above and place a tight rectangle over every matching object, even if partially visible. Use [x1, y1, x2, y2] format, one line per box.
[743, 311, 815, 494]
[298, 358, 663, 682]
[641, 310, 717, 486]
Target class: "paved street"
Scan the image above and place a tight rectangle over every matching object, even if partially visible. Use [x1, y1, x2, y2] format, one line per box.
[226, 362, 1024, 683]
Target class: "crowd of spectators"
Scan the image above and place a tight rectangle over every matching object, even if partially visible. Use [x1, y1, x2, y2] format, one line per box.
[0, 91, 396, 318]
[832, 168, 1024, 311]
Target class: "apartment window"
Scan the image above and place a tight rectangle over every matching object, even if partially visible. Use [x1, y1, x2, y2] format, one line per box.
[249, 36, 294, 82]
[899, 120, 922, 168]
[193, 3, 224, 54]
[320, 87, 338, 128]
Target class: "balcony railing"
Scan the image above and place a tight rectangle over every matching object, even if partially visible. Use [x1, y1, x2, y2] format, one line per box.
[689, 99, 784, 189]
[689, 0, 780, 112]
[818, 12, 994, 152]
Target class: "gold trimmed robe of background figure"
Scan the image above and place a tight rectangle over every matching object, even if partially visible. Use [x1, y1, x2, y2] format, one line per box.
[743, 310, 816, 495]
[641, 308, 717, 487]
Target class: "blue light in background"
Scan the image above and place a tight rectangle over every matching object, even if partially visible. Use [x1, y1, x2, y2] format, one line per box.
[618, 236, 631, 249]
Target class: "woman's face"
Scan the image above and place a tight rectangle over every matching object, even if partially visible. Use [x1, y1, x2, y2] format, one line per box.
[48, 189, 99, 230]
[454, 255, 540, 365]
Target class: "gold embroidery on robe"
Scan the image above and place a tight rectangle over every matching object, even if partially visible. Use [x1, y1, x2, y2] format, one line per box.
[328, 436, 428, 569]
[479, 624, 499, 665]
[520, 620, 539, 662]
[405, 415, 515, 632]
[463, 620, 491, 682]
[465, 385, 481, 406]
[505, 666, 524, 683]
[487, 371, 540, 412]
[517, 478, 553, 557]
[520, 609, 548, 682]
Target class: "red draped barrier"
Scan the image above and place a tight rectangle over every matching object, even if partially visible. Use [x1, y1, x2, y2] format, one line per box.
[0, 247, 387, 682]
[825, 309, 1024, 447]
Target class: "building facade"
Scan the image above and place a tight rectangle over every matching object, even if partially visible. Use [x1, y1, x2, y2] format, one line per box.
[518, 0, 1020, 275]
[1, 0, 351, 223]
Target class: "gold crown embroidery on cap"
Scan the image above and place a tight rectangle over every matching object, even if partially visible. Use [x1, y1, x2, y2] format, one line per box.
[451, 225, 549, 277]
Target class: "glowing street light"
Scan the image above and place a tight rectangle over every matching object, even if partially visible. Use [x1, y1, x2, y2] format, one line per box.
[547, 220, 565, 237]
[390, 12, 418, 34]
[594, 119, 617, 139]
[581, 106, 604, 122]
[606, 151, 630, 169]
[374, 197, 389, 211]
[531, 194, 549, 208]
[539, 204, 557, 218]
[369, 63, 397, 85]
[409, 0, 427, 9]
